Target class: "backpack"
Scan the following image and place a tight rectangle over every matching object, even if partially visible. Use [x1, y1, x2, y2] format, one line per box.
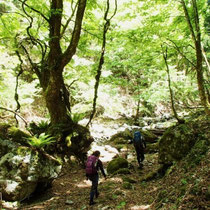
[133, 131, 144, 147]
[85, 155, 98, 175]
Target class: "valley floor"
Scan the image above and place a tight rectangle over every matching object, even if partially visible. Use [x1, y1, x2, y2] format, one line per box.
[20, 152, 160, 210]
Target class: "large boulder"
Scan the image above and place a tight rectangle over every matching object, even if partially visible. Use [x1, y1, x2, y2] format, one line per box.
[0, 141, 61, 201]
[0, 124, 61, 201]
[109, 128, 158, 146]
[109, 128, 133, 142]
[107, 157, 129, 174]
[159, 124, 196, 165]
[158, 114, 210, 165]
[141, 130, 158, 143]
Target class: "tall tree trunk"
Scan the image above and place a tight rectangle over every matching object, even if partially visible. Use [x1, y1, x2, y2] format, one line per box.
[14, 0, 91, 160]
[181, 0, 210, 115]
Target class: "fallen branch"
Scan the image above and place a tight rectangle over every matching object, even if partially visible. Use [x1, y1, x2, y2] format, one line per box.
[0, 107, 32, 134]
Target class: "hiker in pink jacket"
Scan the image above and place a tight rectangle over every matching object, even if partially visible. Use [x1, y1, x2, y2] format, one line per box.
[85, 150, 106, 206]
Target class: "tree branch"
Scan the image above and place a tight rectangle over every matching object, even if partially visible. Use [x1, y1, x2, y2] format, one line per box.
[19, 1, 47, 63]
[17, 0, 49, 22]
[61, 0, 79, 38]
[167, 39, 196, 68]
[19, 44, 41, 80]
[61, 0, 87, 68]
[21, 0, 36, 45]
[0, 107, 29, 130]
[192, 0, 201, 42]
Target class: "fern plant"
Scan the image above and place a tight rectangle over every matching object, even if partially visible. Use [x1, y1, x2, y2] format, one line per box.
[38, 120, 49, 130]
[71, 112, 86, 123]
[26, 133, 55, 148]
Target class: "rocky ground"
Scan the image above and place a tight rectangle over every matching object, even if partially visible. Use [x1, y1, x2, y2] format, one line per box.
[3, 116, 209, 210]
[19, 116, 162, 209]
[20, 152, 160, 210]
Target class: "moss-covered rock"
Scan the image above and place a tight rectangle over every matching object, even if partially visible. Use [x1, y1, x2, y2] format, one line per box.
[8, 126, 30, 145]
[184, 139, 209, 168]
[107, 157, 128, 174]
[145, 142, 159, 153]
[112, 168, 131, 176]
[113, 137, 127, 145]
[0, 123, 30, 146]
[141, 130, 158, 143]
[158, 114, 210, 165]
[109, 128, 133, 143]
[159, 124, 196, 164]
[109, 128, 158, 151]
[0, 123, 11, 139]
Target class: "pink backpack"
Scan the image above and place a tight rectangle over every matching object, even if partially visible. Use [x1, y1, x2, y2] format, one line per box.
[85, 155, 98, 175]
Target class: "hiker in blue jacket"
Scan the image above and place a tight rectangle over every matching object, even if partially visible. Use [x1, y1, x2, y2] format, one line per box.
[131, 131, 146, 168]
[85, 150, 106, 206]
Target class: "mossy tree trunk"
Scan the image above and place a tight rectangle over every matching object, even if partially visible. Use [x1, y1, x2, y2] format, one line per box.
[24, 0, 87, 126]
[14, 0, 94, 160]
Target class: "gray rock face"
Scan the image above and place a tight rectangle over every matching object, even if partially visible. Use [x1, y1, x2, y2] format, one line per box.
[0, 134, 61, 201]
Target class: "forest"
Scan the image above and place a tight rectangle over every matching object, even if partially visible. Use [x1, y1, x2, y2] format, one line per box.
[0, 0, 209, 209]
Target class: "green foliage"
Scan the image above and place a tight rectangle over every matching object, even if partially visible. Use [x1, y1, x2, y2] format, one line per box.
[116, 201, 126, 209]
[0, 0, 208, 125]
[37, 120, 49, 130]
[181, 178, 188, 185]
[28, 120, 49, 136]
[26, 133, 55, 148]
[71, 112, 86, 123]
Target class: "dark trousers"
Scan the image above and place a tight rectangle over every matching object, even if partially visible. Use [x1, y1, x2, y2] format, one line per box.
[134, 145, 145, 165]
[88, 174, 99, 202]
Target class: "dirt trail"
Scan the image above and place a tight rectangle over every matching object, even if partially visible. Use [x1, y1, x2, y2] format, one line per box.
[20, 151, 160, 210]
